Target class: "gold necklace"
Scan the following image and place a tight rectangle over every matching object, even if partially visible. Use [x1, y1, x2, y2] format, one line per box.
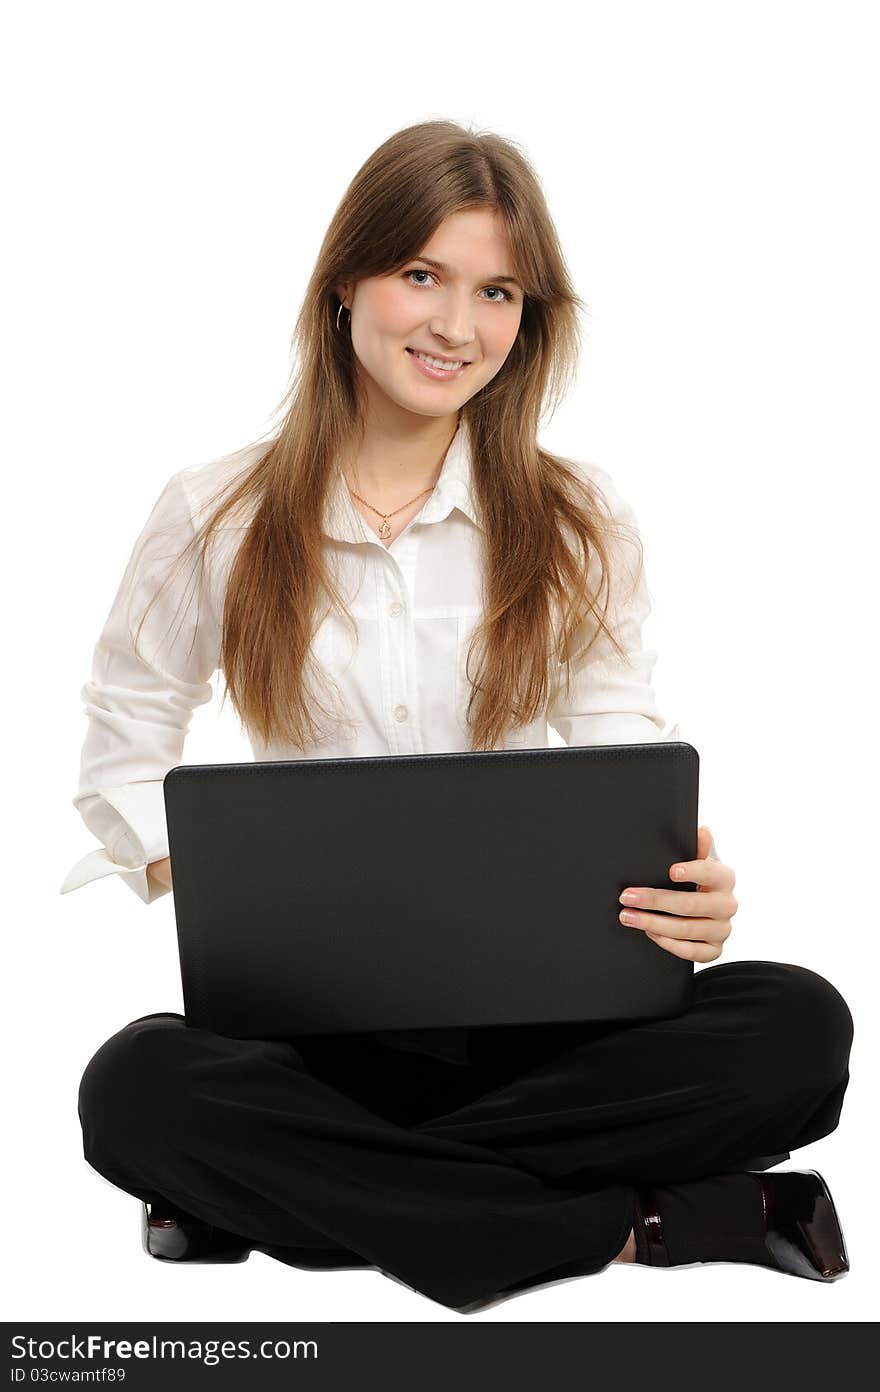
[346, 482, 435, 541]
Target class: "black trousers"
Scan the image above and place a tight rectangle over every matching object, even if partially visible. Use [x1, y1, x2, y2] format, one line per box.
[77, 960, 854, 1311]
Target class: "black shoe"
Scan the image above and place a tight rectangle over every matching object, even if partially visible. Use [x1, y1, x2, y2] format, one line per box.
[756, 1169, 849, 1280]
[634, 1169, 849, 1281]
[142, 1201, 251, 1263]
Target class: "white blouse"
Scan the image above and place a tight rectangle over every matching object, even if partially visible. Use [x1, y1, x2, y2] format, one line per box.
[60, 418, 682, 912]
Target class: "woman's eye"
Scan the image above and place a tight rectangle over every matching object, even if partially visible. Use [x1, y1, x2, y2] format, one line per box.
[403, 269, 513, 303]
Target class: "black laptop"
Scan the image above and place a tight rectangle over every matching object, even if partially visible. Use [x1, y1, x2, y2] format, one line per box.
[163, 742, 699, 1039]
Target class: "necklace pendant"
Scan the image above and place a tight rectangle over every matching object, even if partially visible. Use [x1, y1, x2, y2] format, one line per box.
[378, 518, 392, 540]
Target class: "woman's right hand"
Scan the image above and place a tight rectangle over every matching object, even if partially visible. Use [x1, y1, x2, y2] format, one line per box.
[147, 855, 173, 891]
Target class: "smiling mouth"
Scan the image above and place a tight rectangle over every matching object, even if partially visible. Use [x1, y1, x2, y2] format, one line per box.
[406, 348, 472, 370]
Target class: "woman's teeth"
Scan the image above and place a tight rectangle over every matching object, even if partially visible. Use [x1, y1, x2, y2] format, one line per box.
[410, 350, 466, 371]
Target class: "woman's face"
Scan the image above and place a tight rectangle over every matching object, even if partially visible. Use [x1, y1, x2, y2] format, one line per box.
[340, 208, 524, 422]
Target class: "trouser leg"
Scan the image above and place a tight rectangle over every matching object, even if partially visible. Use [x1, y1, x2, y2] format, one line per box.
[78, 1013, 633, 1310]
[415, 961, 854, 1187]
[77, 959, 853, 1310]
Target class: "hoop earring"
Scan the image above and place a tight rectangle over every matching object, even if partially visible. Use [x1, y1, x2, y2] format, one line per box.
[336, 302, 350, 332]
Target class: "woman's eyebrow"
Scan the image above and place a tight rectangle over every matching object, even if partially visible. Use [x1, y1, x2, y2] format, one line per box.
[411, 255, 521, 288]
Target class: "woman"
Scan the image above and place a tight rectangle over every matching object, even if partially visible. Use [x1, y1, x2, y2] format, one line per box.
[62, 120, 854, 1312]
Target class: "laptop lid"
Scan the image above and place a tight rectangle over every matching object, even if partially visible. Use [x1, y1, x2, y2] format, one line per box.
[164, 742, 699, 1039]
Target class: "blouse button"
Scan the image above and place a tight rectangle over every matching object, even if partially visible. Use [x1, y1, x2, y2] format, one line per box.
[393, 704, 408, 722]
[388, 601, 403, 616]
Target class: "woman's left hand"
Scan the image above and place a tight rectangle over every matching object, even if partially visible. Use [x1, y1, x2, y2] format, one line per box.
[618, 825, 738, 962]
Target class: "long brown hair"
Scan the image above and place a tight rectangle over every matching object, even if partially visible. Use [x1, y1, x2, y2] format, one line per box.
[133, 119, 644, 753]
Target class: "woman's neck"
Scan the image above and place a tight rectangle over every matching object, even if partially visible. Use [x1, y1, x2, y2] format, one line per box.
[342, 412, 460, 502]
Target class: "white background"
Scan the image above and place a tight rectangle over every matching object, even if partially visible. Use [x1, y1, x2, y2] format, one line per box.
[3, 0, 877, 1324]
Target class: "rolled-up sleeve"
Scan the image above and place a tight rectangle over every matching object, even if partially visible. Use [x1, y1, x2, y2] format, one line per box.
[60, 470, 222, 904]
[547, 463, 681, 749]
